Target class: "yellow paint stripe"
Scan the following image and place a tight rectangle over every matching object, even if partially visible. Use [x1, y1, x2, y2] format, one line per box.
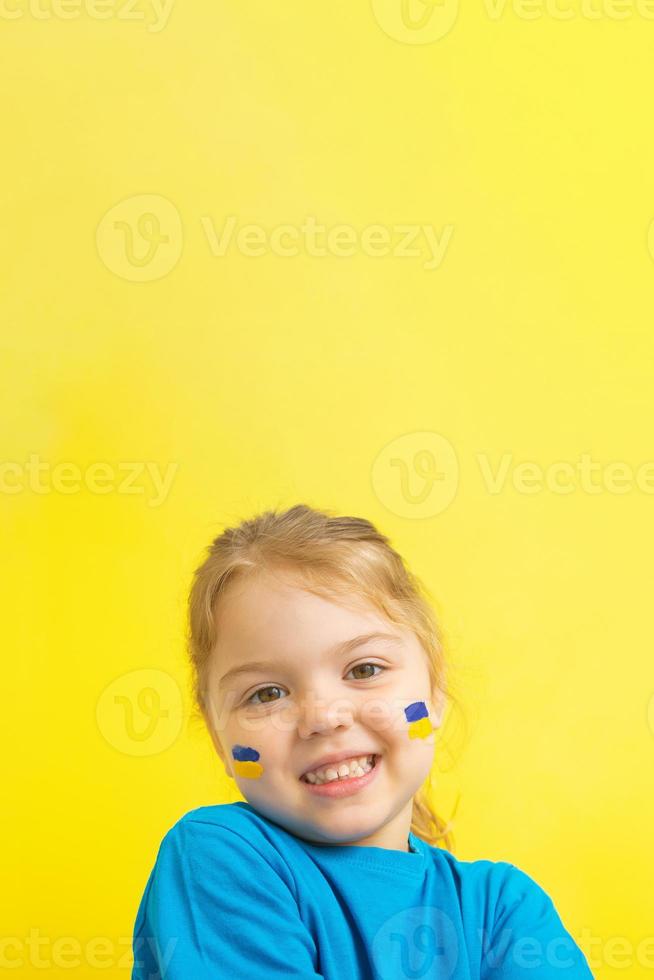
[408, 717, 433, 740]
[234, 760, 264, 779]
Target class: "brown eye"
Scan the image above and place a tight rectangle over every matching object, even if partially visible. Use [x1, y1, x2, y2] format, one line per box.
[247, 685, 285, 705]
[348, 663, 385, 680]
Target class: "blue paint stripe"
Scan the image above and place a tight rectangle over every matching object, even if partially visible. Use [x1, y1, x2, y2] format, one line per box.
[404, 701, 428, 722]
[232, 744, 260, 762]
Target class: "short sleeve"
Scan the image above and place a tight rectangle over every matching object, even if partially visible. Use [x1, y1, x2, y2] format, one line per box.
[131, 818, 324, 979]
[481, 864, 594, 978]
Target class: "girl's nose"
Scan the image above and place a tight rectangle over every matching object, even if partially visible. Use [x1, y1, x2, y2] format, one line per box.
[295, 691, 356, 739]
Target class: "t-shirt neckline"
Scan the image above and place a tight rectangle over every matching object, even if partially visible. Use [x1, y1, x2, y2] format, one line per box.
[291, 827, 428, 877]
[234, 802, 427, 876]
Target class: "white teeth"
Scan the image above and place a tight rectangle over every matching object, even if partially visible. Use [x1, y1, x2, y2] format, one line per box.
[303, 754, 376, 785]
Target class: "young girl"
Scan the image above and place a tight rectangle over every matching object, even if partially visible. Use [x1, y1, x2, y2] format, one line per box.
[131, 504, 594, 979]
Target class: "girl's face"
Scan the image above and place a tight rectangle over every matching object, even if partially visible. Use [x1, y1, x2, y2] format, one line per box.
[204, 568, 444, 851]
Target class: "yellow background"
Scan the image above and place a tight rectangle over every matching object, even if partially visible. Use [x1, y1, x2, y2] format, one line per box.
[2, 1, 653, 977]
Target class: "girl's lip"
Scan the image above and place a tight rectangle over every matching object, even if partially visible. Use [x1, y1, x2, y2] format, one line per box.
[300, 754, 381, 798]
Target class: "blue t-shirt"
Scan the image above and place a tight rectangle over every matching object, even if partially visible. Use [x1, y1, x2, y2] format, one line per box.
[131, 802, 594, 979]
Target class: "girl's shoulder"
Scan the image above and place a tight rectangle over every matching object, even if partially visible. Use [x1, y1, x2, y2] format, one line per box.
[133, 804, 325, 979]
[169, 800, 294, 847]
[159, 801, 302, 883]
[419, 838, 562, 922]
[171, 800, 268, 836]
[416, 834, 516, 881]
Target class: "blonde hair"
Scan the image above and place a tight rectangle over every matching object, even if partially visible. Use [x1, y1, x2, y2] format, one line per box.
[187, 503, 463, 852]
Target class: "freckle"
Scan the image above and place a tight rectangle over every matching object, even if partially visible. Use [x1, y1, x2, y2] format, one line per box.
[232, 744, 264, 779]
[404, 701, 433, 740]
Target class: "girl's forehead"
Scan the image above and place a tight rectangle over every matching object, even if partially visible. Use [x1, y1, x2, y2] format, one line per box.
[217, 570, 386, 631]
[212, 577, 412, 667]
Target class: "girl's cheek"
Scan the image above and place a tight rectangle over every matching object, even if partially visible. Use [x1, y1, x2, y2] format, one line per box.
[231, 744, 264, 779]
[404, 701, 436, 741]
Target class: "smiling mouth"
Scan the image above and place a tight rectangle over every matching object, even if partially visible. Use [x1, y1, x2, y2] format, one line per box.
[300, 753, 379, 786]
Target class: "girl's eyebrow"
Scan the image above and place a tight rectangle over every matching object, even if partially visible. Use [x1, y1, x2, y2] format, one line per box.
[217, 630, 401, 689]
